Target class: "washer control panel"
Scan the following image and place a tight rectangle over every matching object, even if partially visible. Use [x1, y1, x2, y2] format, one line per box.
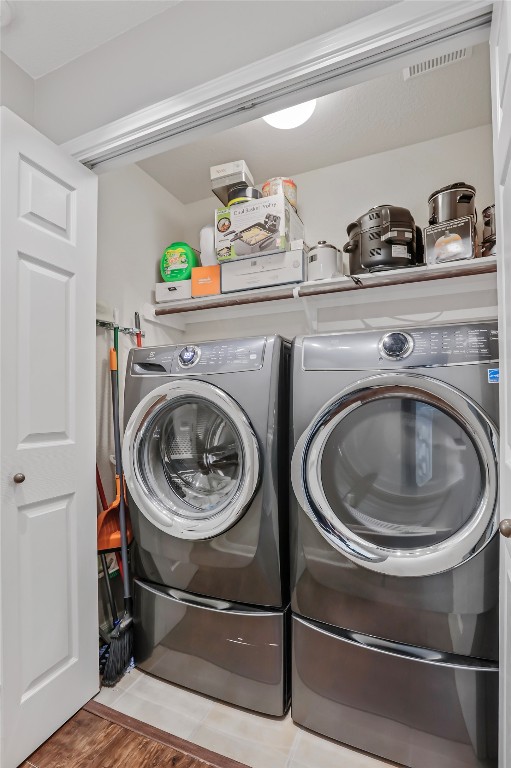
[171, 337, 265, 374]
[302, 322, 498, 370]
[130, 337, 267, 375]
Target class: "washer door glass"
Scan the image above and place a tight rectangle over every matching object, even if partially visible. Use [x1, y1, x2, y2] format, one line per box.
[294, 375, 498, 576]
[139, 397, 242, 516]
[124, 380, 260, 539]
[321, 397, 483, 549]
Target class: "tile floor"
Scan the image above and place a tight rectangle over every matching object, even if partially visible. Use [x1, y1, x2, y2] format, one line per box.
[95, 668, 398, 768]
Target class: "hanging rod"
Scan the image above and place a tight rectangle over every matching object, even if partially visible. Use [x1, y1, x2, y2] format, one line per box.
[96, 319, 145, 338]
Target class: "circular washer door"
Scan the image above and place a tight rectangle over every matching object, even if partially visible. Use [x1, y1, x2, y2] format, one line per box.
[291, 373, 498, 577]
[123, 379, 260, 539]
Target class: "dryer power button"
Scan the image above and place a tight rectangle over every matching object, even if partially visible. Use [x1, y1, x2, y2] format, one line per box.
[379, 332, 413, 360]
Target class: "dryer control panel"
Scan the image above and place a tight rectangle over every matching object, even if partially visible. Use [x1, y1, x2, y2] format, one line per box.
[130, 337, 266, 375]
[302, 322, 499, 370]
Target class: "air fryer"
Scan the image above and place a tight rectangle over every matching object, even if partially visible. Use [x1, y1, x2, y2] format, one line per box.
[343, 205, 423, 275]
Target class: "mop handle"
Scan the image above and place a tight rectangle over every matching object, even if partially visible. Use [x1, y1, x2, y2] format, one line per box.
[110, 349, 131, 609]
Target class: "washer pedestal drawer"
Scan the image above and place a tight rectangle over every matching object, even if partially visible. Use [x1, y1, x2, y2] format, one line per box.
[292, 615, 498, 767]
[134, 578, 290, 716]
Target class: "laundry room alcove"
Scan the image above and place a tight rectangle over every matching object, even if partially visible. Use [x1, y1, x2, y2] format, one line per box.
[94, 31, 498, 642]
[89, 14, 502, 768]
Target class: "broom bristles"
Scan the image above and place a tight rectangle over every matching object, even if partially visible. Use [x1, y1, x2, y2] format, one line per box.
[101, 615, 133, 687]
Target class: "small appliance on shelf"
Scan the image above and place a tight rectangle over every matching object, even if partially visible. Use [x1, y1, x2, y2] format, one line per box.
[482, 204, 497, 259]
[424, 182, 482, 264]
[210, 160, 255, 206]
[307, 241, 341, 280]
[343, 205, 423, 275]
[427, 182, 476, 225]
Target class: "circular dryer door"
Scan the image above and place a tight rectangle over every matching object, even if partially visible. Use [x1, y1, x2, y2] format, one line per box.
[292, 373, 498, 577]
[123, 379, 260, 539]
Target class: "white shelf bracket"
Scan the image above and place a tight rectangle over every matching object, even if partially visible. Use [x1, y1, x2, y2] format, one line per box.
[301, 296, 318, 334]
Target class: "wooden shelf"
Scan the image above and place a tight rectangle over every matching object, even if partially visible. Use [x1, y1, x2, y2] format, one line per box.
[143, 258, 498, 339]
[153, 259, 496, 318]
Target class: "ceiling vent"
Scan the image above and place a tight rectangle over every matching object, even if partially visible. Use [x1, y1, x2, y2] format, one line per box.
[403, 47, 472, 80]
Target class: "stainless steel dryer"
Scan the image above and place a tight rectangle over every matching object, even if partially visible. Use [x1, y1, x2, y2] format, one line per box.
[122, 335, 290, 715]
[290, 322, 499, 767]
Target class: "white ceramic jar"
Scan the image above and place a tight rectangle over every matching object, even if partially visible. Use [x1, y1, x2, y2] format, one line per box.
[307, 241, 340, 280]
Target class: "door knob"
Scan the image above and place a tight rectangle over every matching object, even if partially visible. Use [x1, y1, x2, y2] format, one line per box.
[499, 519, 511, 538]
[13, 473, 25, 484]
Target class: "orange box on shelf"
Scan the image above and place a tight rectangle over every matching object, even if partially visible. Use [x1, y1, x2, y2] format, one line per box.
[191, 265, 221, 297]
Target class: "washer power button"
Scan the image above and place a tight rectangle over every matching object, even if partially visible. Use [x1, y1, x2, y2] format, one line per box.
[379, 332, 413, 360]
[178, 345, 200, 367]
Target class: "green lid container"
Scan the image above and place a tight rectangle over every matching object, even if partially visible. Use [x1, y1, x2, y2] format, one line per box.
[160, 242, 199, 282]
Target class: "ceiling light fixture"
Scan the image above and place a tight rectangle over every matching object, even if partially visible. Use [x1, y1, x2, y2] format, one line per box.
[263, 99, 316, 129]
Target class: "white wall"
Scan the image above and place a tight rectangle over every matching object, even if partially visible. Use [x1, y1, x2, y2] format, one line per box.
[33, 0, 395, 144]
[96, 164, 186, 498]
[0, 52, 35, 126]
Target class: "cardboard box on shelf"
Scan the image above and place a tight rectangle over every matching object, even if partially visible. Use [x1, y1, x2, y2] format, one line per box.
[424, 216, 478, 264]
[221, 249, 305, 293]
[192, 265, 221, 297]
[215, 193, 304, 262]
[155, 280, 192, 303]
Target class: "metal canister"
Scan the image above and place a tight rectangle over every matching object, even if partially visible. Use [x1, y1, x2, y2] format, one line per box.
[482, 204, 496, 258]
[428, 183, 476, 225]
[483, 204, 496, 240]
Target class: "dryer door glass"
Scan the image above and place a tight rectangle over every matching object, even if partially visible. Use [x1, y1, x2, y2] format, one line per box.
[294, 375, 498, 576]
[320, 397, 483, 549]
[138, 397, 243, 515]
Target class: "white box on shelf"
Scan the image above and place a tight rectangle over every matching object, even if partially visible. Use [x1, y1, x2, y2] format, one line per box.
[155, 280, 192, 303]
[215, 193, 304, 262]
[221, 249, 305, 293]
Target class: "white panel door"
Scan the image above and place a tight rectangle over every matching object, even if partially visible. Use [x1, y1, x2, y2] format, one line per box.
[0, 107, 98, 768]
[491, 2, 511, 766]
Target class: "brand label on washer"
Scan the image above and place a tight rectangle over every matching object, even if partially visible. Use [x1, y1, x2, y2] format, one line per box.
[488, 368, 499, 383]
[392, 244, 410, 258]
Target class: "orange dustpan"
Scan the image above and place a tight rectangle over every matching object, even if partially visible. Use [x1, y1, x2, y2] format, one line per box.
[97, 474, 133, 553]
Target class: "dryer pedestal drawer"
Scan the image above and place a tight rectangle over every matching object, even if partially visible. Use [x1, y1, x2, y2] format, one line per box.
[134, 579, 290, 716]
[292, 615, 498, 768]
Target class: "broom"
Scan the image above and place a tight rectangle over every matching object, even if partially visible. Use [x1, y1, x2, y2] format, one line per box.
[102, 347, 133, 686]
